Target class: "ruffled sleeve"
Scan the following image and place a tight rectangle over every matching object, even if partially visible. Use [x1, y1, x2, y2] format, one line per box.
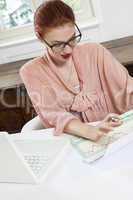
[20, 63, 79, 135]
[70, 43, 133, 122]
[97, 44, 133, 113]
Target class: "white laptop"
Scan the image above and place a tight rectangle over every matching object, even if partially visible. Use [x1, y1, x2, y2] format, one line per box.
[0, 132, 70, 184]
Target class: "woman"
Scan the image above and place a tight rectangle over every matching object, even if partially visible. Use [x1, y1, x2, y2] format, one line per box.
[20, 0, 133, 141]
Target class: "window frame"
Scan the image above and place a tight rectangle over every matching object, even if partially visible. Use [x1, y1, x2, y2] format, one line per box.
[0, 0, 102, 64]
[0, 0, 36, 46]
[70, 0, 100, 28]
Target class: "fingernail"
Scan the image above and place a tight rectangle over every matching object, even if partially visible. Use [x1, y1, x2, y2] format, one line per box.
[111, 117, 119, 122]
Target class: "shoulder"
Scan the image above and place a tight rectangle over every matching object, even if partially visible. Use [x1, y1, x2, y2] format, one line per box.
[19, 57, 43, 78]
[73, 42, 105, 56]
[19, 55, 53, 87]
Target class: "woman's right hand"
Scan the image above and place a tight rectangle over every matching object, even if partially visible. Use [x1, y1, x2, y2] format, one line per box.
[85, 113, 123, 142]
[64, 115, 123, 142]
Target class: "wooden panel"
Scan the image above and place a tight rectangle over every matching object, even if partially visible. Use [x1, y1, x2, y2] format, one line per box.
[0, 108, 25, 133]
[102, 36, 133, 65]
[125, 64, 133, 77]
[0, 85, 36, 133]
[102, 36, 133, 49]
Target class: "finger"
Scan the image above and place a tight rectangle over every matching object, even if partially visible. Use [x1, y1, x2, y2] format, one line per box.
[109, 120, 123, 127]
[104, 113, 121, 122]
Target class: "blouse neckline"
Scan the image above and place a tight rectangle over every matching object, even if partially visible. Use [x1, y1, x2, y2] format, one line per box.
[43, 50, 81, 94]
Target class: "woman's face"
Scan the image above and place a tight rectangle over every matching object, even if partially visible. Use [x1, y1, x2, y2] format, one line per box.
[42, 23, 76, 63]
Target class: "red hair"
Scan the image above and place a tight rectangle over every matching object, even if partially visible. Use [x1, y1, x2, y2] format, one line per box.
[34, 0, 75, 40]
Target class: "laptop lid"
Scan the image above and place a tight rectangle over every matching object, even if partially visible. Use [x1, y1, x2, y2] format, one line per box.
[0, 132, 71, 184]
[0, 132, 37, 184]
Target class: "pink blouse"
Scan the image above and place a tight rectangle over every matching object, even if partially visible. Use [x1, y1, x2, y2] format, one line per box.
[20, 43, 133, 135]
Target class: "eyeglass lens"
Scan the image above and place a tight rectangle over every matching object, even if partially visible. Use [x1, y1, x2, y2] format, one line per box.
[52, 35, 81, 52]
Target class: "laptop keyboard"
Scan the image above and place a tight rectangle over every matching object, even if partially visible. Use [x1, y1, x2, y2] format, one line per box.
[24, 154, 49, 176]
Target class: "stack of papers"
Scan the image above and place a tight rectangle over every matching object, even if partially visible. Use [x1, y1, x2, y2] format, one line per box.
[70, 110, 133, 163]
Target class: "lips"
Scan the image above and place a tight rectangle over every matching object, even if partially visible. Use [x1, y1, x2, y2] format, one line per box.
[61, 54, 71, 59]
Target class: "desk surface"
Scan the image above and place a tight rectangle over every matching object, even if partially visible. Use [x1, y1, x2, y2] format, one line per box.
[1, 129, 133, 200]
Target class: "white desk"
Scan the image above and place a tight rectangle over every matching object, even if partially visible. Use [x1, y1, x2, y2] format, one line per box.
[1, 129, 133, 200]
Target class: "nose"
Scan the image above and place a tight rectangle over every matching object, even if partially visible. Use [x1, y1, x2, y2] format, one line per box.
[63, 44, 73, 54]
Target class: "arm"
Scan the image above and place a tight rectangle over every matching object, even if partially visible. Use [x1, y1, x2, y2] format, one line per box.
[20, 65, 80, 135]
[64, 113, 122, 141]
[64, 119, 102, 141]
[98, 44, 133, 113]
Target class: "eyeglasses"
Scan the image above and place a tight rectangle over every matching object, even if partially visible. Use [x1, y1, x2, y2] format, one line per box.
[43, 24, 82, 53]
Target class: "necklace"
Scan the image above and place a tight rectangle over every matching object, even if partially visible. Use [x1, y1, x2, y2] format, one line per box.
[57, 57, 73, 83]
[57, 58, 80, 92]
[67, 61, 80, 92]
[66, 61, 73, 83]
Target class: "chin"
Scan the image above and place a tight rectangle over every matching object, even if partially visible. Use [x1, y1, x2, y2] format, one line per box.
[59, 57, 68, 63]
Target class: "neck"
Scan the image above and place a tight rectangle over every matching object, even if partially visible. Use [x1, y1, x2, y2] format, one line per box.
[47, 50, 71, 67]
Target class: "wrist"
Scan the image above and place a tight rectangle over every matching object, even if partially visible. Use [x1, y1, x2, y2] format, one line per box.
[82, 124, 100, 140]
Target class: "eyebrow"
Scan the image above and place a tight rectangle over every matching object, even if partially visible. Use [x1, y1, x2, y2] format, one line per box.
[51, 33, 76, 44]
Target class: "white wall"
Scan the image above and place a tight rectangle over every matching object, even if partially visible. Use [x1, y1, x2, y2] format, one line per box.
[82, 0, 133, 43]
[0, 0, 133, 64]
[99, 0, 133, 42]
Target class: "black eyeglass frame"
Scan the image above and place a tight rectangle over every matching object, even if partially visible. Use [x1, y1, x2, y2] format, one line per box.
[42, 23, 82, 52]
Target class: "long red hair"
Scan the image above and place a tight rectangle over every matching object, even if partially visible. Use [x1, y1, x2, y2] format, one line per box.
[34, 0, 75, 40]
